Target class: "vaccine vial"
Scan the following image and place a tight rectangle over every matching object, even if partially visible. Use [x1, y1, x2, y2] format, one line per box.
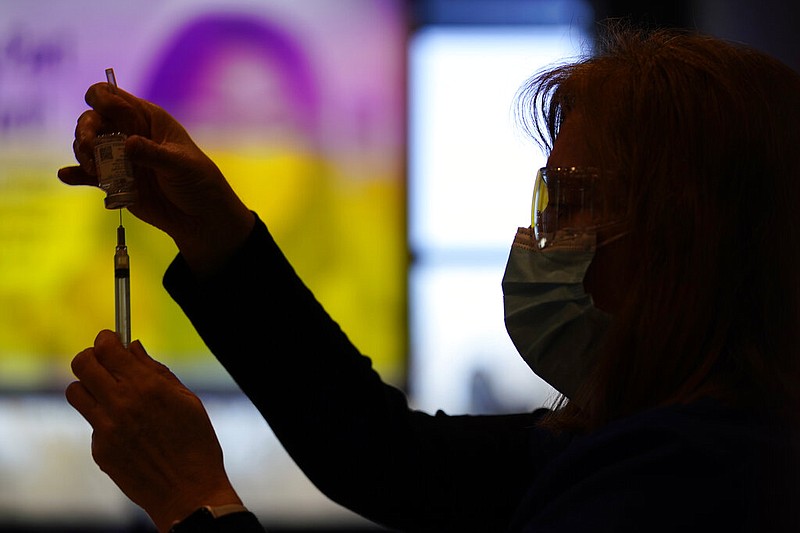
[94, 132, 138, 209]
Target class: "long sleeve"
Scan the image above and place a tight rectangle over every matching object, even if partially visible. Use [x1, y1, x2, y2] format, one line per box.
[164, 216, 554, 532]
[161, 216, 800, 532]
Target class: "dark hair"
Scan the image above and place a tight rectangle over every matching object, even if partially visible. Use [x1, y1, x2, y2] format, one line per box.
[516, 23, 800, 431]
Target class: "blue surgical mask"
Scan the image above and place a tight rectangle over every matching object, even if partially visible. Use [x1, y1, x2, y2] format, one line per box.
[501, 226, 611, 400]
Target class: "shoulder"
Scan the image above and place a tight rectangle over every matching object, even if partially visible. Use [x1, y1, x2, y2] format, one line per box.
[513, 400, 800, 532]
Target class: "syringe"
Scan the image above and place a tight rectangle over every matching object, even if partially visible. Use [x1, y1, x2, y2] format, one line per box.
[114, 210, 131, 348]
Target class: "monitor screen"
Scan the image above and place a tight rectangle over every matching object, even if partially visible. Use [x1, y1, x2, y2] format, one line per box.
[0, 0, 405, 528]
[0, 0, 406, 391]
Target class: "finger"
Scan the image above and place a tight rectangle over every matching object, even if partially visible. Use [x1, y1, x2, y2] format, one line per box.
[126, 136, 188, 173]
[73, 138, 95, 177]
[86, 81, 143, 110]
[127, 339, 182, 383]
[72, 110, 106, 176]
[65, 380, 104, 427]
[93, 332, 175, 384]
[85, 83, 149, 136]
[126, 339, 161, 371]
[70, 346, 118, 403]
[58, 165, 100, 187]
[127, 339, 158, 366]
[93, 329, 139, 377]
[75, 109, 104, 152]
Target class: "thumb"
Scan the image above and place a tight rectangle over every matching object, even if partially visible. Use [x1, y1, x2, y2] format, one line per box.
[127, 339, 151, 363]
[128, 339, 183, 383]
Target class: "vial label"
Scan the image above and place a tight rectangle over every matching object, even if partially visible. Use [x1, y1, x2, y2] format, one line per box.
[94, 133, 137, 208]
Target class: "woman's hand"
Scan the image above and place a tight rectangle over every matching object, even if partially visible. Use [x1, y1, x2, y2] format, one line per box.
[58, 83, 254, 274]
[65, 331, 243, 532]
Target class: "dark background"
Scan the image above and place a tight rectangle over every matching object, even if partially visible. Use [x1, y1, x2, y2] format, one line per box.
[410, 0, 800, 72]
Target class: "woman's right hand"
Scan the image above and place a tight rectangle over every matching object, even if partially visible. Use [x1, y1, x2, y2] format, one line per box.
[66, 331, 244, 533]
[58, 82, 255, 274]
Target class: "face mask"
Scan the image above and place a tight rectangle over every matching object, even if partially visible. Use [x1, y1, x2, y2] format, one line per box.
[501, 226, 611, 400]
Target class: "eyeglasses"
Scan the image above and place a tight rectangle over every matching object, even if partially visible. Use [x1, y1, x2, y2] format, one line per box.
[532, 166, 627, 249]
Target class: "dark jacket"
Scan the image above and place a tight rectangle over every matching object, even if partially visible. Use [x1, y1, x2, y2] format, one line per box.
[164, 216, 799, 532]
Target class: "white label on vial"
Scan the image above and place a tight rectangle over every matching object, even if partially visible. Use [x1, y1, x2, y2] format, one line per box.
[95, 134, 135, 195]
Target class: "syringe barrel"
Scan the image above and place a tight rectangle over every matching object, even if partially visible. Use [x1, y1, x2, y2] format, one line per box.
[115, 268, 131, 348]
[114, 224, 131, 348]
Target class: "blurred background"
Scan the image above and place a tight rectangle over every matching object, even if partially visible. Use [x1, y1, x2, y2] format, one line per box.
[0, 0, 797, 531]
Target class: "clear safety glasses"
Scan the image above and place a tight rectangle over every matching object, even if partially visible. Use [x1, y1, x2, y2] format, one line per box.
[532, 166, 627, 249]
